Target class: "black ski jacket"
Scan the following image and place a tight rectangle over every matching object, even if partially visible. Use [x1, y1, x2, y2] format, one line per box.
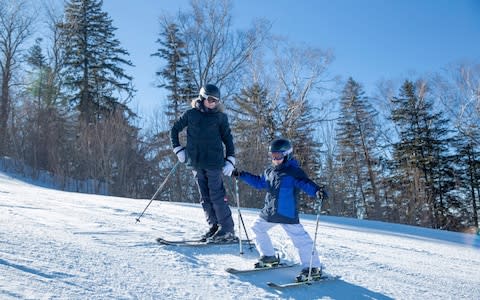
[170, 99, 235, 169]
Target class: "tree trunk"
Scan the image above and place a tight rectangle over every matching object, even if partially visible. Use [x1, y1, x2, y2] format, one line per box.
[0, 62, 11, 155]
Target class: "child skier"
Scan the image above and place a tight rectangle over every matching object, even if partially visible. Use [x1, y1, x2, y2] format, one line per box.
[232, 138, 327, 282]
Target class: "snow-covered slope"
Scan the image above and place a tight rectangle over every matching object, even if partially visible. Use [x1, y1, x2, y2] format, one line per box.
[0, 172, 478, 299]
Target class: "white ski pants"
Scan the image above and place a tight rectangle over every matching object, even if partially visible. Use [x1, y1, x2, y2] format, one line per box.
[251, 217, 321, 268]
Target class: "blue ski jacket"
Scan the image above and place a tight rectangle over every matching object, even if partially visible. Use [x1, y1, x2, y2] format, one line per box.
[238, 159, 320, 224]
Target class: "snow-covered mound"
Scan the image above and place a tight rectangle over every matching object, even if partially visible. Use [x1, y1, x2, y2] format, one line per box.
[0, 172, 478, 299]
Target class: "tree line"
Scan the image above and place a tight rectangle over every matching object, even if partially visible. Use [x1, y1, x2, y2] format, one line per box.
[0, 0, 478, 233]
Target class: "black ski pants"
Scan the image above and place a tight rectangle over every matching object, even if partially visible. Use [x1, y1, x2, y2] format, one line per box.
[193, 168, 234, 234]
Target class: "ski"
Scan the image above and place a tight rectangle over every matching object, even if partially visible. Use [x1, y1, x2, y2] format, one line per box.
[156, 237, 205, 244]
[225, 263, 298, 274]
[267, 274, 340, 289]
[156, 237, 251, 247]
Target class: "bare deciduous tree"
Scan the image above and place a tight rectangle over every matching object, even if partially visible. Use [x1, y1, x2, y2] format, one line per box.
[175, 0, 270, 97]
[270, 41, 333, 181]
[431, 62, 480, 145]
[0, 0, 34, 155]
[234, 39, 334, 212]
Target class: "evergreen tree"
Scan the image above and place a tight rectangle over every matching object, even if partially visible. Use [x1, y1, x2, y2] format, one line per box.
[151, 19, 197, 202]
[453, 131, 480, 230]
[26, 39, 47, 99]
[281, 96, 322, 185]
[23, 38, 63, 173]
[231, 83, 276, 208]
[58, 0, 134, 123]
[25, 38, 63, 108]
[277, 87, 322, 213]
[335, 78, 381, 219]
[55, 0, 150, 197]
[231, 81, 323, 212]
[152, 20, 193, 122]
[390, 80, 455, 228]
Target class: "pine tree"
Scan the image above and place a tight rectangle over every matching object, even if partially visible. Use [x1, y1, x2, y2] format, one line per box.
[56, 0, 150, 197]
[390, 80, 455, 228]
[152, 20, 193, 123]
[453, 132, 480, 230]
[151, 19, 198, 202]
[278, 87, 322, 213]
[58, 0, 134, 123]
[26, 39, 47, 102]
[231, 83, 276, 208]
[24, 38, 60, 172]
[335, 78, 381, 219]
[232, 83, 276, 144]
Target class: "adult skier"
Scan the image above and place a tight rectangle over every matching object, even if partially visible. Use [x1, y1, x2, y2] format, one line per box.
[170, 84, 236, 242]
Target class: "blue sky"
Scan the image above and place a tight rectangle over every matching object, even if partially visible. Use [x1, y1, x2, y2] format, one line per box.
[102, 0, 480, 116]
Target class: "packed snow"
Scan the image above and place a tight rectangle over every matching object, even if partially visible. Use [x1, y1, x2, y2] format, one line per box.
[0, 171, 479, 299]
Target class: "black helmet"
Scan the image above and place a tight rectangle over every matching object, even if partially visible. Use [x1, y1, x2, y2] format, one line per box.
[199, 84, 220, 101]
[269, 138, 293, 160]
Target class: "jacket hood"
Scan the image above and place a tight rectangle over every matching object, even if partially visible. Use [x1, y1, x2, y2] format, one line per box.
[191, 98, 225, 113]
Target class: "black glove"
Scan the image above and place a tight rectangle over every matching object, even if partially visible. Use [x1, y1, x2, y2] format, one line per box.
[231, 168, 241, 177]
[316, 186, 329, 200]
[314, 187, 327, 211]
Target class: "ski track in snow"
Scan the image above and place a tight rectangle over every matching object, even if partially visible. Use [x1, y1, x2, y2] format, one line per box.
[0, 172, 479, 299]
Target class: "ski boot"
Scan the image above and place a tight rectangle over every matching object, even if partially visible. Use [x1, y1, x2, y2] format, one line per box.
[295, 267, 322, 282]
[254, 255, 280, 268]
[206, 231, 237, 243]
[200, 224, 219, 242]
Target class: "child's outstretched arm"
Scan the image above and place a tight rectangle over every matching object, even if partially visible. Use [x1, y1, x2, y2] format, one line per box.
[294, 178, 320, 197]
[233, 170, 268, 190]
[292, 169, 322, 197]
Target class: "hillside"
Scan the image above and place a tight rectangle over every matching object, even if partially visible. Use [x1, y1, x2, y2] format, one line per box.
[0, 172, 479, 299]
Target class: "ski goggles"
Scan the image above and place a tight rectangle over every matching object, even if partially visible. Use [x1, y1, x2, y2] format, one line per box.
[205, 95, 219, 103]
[270, 152, 285, 160]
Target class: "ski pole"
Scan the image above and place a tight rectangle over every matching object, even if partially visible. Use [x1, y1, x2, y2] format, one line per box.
[238, 203, 254, 251]
[235, 178, 243, 255]
[307, 192, 323, 281]
[235, 179, 253, 251]
[135, 161, 180, 223]
[227, 177, 253, 252]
